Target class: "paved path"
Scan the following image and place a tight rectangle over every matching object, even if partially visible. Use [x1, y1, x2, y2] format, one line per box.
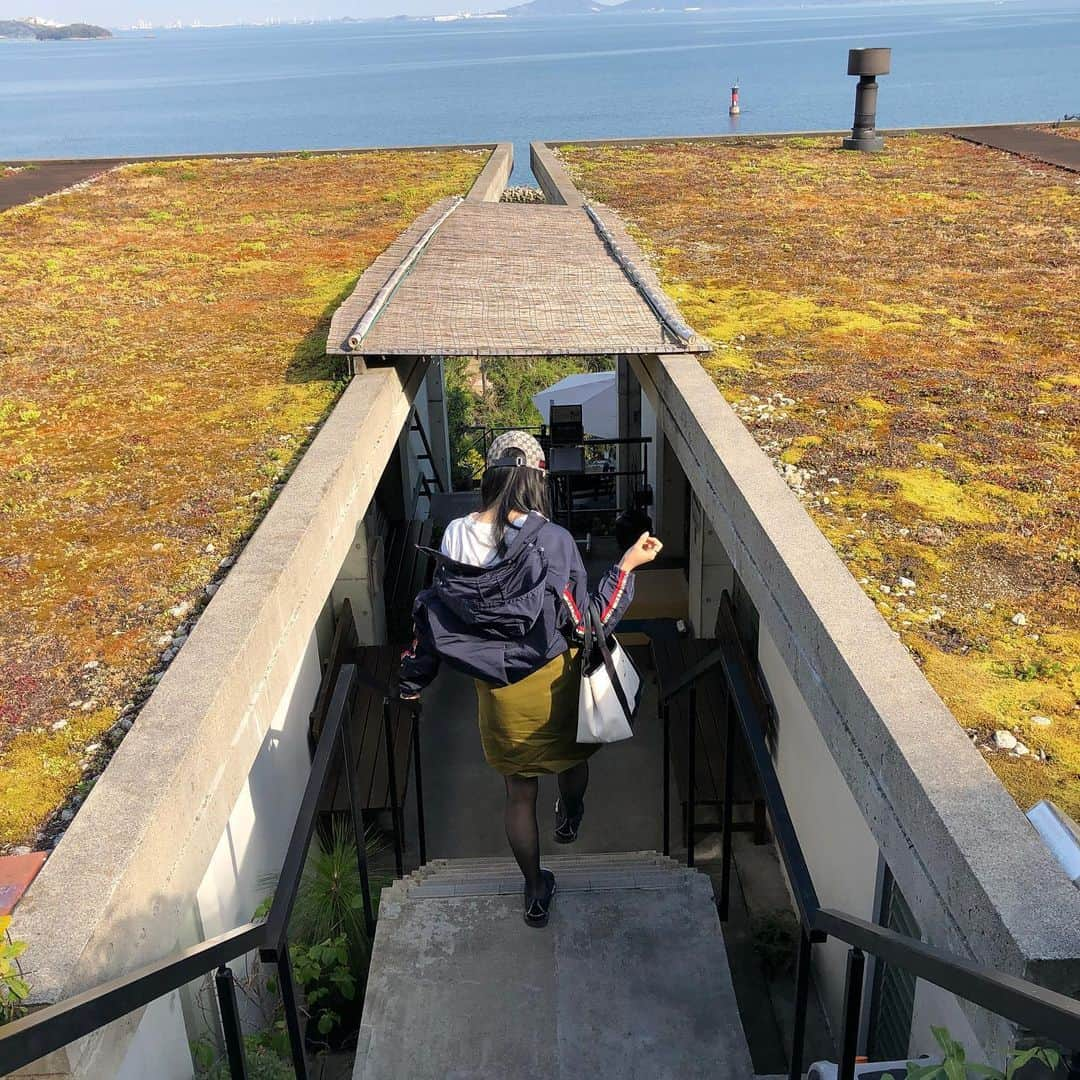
[949, 125, 1080, 173]
[327, 199, 707, 358]
[0, 160, 123, 212]
[355, 852, 755, 1079]
[416, 662, 669, 863]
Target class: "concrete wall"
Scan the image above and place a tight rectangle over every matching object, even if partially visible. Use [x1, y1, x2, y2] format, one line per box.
[628, 351, 1080, 1055]
[12, 359, 427, 1077]
[333, 510, 387, 645]
[759, 621, 881, 1033]
[195, 626, 323, 940]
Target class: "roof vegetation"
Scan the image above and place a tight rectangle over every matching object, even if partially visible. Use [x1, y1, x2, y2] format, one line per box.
[559, 133, 1079, 819]
[0, 149, 484, 848]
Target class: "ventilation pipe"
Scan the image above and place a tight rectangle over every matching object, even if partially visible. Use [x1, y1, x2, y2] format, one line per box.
[842, 47, 891, 152]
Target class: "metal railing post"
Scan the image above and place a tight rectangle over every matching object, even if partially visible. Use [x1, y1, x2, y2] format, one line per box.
[838, 946, 866, 1080]
[718, 692, 736, 920]
[339, 719, 376, 940]
[383, 697, 404, 877]
[214, 965, 248, 1080]
[789, 929, 813, 1080]
[411, 704, 427, 866]
[661, 699, 671, 857]
[276, 944, 308, 1080]
[686, 683, 697, 868]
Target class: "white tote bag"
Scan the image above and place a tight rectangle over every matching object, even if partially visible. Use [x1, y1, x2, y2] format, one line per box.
[577, 599, 641, 744]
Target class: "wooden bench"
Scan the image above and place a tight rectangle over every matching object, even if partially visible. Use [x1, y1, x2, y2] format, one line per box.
[651, 607, 769, 862]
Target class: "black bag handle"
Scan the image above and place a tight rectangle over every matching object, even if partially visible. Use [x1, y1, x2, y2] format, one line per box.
[588, 600, 635, 722]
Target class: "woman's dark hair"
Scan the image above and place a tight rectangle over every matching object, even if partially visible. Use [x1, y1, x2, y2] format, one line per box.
[480, 466, 551, 548]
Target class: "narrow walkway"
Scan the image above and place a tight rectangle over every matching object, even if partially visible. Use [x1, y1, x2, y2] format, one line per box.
[355, 852, 755, 1079]
[418, 663, 667, 861]
[0, 160, 121, 212]
[327, 200, 708, 358]
[949, 124, 1080, 173]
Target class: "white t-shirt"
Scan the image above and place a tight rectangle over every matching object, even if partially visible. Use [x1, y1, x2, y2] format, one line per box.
[440, 513, 525, 567]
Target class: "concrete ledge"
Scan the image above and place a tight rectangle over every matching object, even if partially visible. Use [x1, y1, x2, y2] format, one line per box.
[529, 140, 584, 206]
[466, 143, 513, 202]
[629, 355, 1080, 1021]
[535, 120, 1071, 150]
[11, 361, 425, 1070]
[0, 142, 502, 168]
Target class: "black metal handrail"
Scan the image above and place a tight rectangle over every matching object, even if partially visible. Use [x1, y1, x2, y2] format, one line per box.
[660, 593, 1080, 1080]
[0, 660, 415, 1080]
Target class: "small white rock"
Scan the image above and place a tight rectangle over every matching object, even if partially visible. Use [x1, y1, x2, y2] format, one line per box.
[993, 730, 1018, 751]
[51, 718, 68, 732]
[81, 701, 95, 712]
[1013, 742, 1030, 757]
[84, 742, 101, 754]
[205, 543, 216, 554]
[899, 577, 916, 589]
[1011, 613, 1027, 626]
[880, 585, 892, 595]
[218, 556, 236, 570]
[169, 601, 193, 620]
[152, 542, 164, 552]
[1029, 715, 1052, 727]
[83, 660, 100, 670]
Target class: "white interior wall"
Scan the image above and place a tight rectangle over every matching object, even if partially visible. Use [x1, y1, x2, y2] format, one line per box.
[114, 992, 193, 1080]
[758, 619, 882, 1037]
[195, 625, 323, 938]
[910, 979, 986, 1065]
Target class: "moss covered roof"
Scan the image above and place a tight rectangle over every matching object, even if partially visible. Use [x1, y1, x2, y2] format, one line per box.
[559, 132, 1079, 819]
[0, 149, 485, 848]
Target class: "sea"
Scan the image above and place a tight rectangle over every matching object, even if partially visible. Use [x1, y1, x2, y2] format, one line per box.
[1, 0, 1077, 185]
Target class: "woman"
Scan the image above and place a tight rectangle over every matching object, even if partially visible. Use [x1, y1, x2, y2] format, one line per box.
[398, 431, 663, 927]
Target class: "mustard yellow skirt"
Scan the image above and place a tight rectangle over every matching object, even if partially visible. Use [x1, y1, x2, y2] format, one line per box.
[475, 650, 598, 777]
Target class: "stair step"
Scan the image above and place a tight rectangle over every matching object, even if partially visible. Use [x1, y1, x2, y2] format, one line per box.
[420, 851, 672, 871]
[413, 863, 682, 885]
[415, 855, 679, 875]
[401, 867, 701, 899]
[359, 849, 753, 1077]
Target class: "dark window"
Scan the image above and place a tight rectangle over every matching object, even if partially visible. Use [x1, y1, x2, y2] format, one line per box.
[728, 570, 778, 751]
[868, 867, 920, 1061]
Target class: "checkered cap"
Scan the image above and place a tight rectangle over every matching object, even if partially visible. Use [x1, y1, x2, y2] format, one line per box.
[486, 430, 547, 472]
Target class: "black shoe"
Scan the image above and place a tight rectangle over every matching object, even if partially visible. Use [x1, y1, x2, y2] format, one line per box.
[554, 798, 584, 844]
[524, 869, 556, 928]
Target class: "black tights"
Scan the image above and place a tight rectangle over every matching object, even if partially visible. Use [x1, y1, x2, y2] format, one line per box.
[504, 761, 589, 901]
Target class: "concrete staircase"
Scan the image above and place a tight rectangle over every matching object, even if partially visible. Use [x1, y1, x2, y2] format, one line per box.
[353, 851, 756, 1079]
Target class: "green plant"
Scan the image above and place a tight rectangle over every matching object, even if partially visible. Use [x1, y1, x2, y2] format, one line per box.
[192, 1034, 294, 1079]
[256, 819, 387, 1050]
[750, 909, 799, 977]
[0, 916, 30, 1025]
[277, 817, 387, 970]
[290, 935, 356, 1039]
[883, 1026, 1062, 1079]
